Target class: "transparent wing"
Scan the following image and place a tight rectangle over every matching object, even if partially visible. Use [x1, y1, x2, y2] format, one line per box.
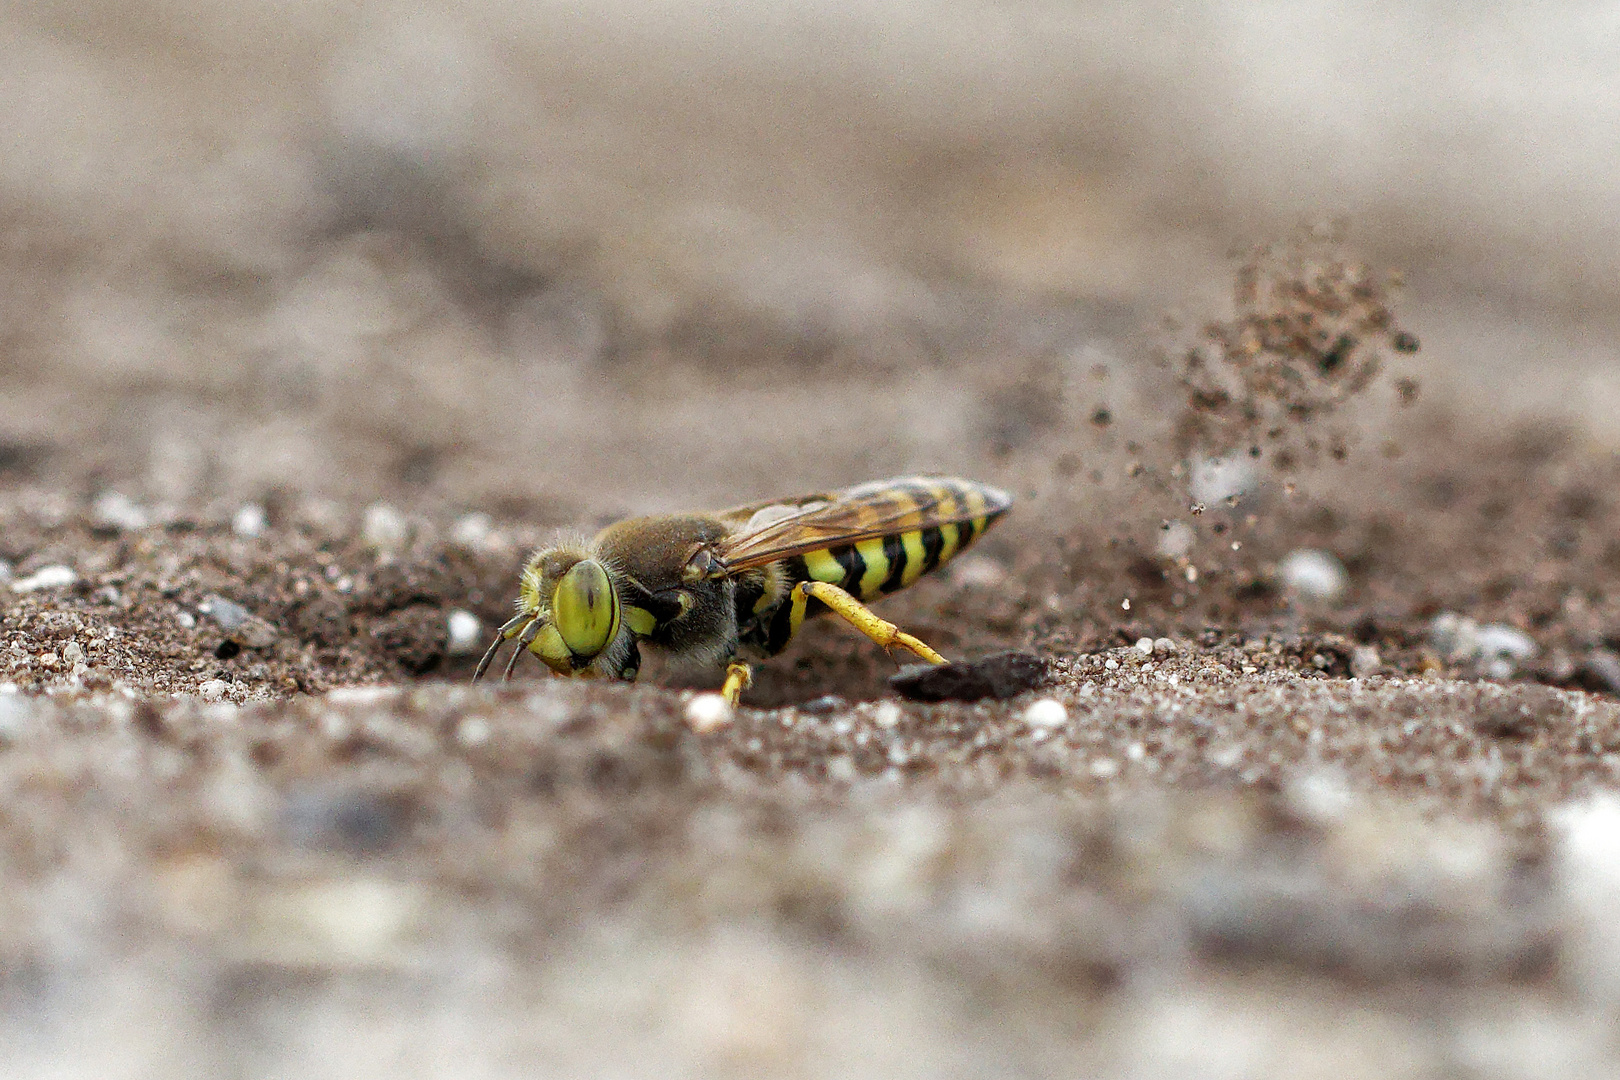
[713, 477, 1005, 571]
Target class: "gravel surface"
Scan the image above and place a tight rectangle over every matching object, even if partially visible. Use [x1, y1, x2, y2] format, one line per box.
[7, 6, 1620, 1075]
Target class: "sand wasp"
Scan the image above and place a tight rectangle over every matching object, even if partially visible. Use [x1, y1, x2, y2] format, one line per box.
[474, 476, 1012, 703]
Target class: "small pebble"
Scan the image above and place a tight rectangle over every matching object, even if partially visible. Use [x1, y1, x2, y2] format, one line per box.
[1429, 612, 1536, 676]
[1475, 624, 1537, 663]
[198, 594, 252, 632]
[198, 679, 230, 703]
[10, 565, 76, 593]
[1156, 520, 1195, 560]
[361, 503, 410, 552]
[1351, 645, 1381, 678]
[446, 610, 483, 656]
[450, 513, 494, 548]
[455, 716, 492, 747]
[890, 651, 1048, 702]
[1153, 637, 1176, 654]
[232, 503, 268, 538]
[1581, 650, 1620, 694]
[871, 701, 902, 728]
[199, 594, 278, 648]
[1190, 454, 1258, 505]
[91, 491, 149, 531]
[948, 555, 1008, 589]
[1287, 767, 1356, 825]
[1089, 757, 1120, 780]
[1135, 638, 1154, 656]
[684, 693, 734, 733]
[1279, 549, 1348, 604]
[1430, 612, 1478, 660]
[0, 694, 32, 741]
[1023, 698, 1068, 730]
[326, 686, 400, 706]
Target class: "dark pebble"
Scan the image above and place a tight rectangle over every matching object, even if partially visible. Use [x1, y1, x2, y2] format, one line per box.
[890, 650, 1050, 703]
[280, 786, 417, 855]
[1579, 649, 1620, 694]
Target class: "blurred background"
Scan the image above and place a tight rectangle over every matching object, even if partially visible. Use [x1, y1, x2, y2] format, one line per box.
[1, 0, 1616, 522]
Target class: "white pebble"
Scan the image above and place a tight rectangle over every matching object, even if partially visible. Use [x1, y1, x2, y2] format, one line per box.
[1190, 453, 1259, 505]
[1135, 637, 1154, 656]
[1156, 520, 1195, 560]
[684, 693, 734, 733]
[1153, 637, 1176, 654]
[198, 679, 230, 703]
[1430, 613, 1536, 675]
[0, 694, 33, 741]
[1287, 767, 1356, 825]
[450, 513, 494, 548]
[325, 686, 399, 706]
[198, 594, 251, 631]
[446, 610, 483, 656]
[361, 503, 410, 552]
[10, 565, 76, 593]
[1476, 624, 1537, 662]
[948, 555, 1008, 590]
[871, 700, 903, 728]
[1351, 645, 1381, 678]
[455, 716, 492, 747]
[1089, 757, 1120, 780]
[1430, 612, 1478, 660]
[91, 491, 149, 531]
[1023, 698, 1068, 730]
[232, 503, 268, 538]
[199, 594, 278, 647]
[1125, 742, 1147, 762]
[1279, 549, 1348, 604]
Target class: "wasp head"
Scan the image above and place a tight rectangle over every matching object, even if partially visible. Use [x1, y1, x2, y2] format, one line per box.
[474, 545, 625, 682]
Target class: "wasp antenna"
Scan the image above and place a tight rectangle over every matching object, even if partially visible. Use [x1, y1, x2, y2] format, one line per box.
[472, 636, 504, 683]
[473, 613, 531, 683]
[501, 619, 542, 681]
[500, 641, 525, 681]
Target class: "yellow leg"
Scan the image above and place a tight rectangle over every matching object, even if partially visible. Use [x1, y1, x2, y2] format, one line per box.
[720, 661, 753, 704]
[794, 581, 946, 665]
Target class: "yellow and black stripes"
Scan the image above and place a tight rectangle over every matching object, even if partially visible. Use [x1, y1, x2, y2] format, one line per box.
[743, 477, 1011, 655]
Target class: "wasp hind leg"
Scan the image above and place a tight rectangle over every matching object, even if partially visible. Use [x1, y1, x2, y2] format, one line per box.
[720, 661, 753, 705]
[792, 581, 946, 665]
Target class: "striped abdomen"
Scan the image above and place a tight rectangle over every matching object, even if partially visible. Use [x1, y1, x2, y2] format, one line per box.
[746, 477, 1011, 655]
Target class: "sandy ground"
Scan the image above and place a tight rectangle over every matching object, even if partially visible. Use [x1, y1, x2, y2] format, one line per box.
[6, 3, 1620, 1077]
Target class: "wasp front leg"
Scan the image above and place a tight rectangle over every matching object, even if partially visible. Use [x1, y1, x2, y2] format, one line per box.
[720, 661, 753, 704]
[792, 581, 946, 665]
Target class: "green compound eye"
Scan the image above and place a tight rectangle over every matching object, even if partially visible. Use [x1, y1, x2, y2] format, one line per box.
[551, 559, 620, 659]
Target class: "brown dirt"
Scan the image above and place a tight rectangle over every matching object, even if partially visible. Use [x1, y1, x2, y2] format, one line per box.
[3, 28, 1618, 1068]
[8, 306, 1620, 1075]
